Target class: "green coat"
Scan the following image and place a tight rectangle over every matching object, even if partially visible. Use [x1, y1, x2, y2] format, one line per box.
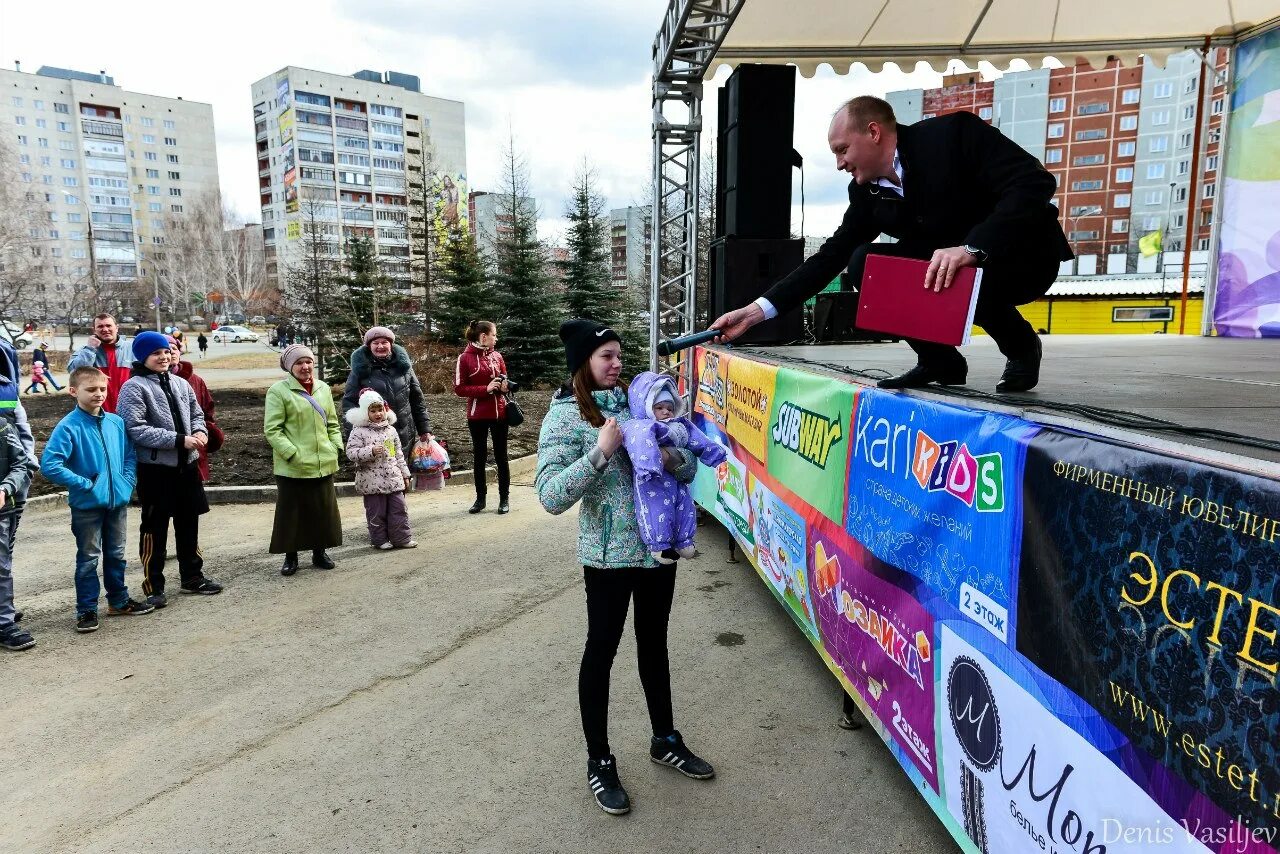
[536, 385, 697, 569]
[264, 376, 344, 479]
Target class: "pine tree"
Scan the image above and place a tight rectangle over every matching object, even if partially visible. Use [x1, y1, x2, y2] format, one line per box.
[321, 235, 404, 376]
[434, 221, 500, 345]
[560, 164, 617, 323]
[491, 142, 564, 385]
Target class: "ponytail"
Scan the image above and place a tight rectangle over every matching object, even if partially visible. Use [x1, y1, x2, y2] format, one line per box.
[465, 319, 495, 344]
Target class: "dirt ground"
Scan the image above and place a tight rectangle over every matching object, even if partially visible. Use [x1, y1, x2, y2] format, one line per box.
[21, 388, 551, 497]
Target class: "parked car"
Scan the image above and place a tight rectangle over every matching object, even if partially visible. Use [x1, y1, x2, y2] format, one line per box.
[0, 321, 34, 350]
[249, 315, 267, 326]
[210, 325, 259, 344]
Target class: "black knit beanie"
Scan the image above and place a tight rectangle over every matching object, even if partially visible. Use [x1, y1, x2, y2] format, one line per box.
[560, 318, 621, 378]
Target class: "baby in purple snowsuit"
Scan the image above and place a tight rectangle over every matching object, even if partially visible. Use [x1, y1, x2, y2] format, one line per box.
[622, 371, 727, 565]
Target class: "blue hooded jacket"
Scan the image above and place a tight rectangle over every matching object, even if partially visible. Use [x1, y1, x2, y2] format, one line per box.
[41, 406, 137, 511]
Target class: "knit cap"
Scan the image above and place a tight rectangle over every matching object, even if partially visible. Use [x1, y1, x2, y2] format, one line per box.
[132, 331, 171, 362]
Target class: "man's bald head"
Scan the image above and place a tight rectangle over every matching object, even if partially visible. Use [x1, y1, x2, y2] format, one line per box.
[827, 96, 899, 185]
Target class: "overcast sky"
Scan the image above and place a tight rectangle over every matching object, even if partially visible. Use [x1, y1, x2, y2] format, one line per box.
[1, 0, 1035, 240]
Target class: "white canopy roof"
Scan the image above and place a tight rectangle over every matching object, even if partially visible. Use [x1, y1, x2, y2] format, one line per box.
[710, 0, 1280, 76]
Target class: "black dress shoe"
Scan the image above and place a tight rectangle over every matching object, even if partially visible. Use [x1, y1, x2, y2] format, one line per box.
[468, 498, 485, 514]
[877, 363, 967, 390]
[995, 337, 1043, 393]
[280, 553, 299, 576]
[497, 499, 510, 515]
[311, 550, 335, 570]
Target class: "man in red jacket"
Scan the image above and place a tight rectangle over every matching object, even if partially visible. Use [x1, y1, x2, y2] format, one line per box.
[66, 314, 134, 413]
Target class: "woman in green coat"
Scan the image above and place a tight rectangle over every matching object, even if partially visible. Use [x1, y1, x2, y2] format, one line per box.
[264, 344, 345, 576]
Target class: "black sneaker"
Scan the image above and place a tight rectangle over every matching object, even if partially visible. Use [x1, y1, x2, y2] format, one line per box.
[108, 598, 156, 616]
[586, 755, 631, 815]
[147, 592, 168, 609]
[76, 611, 99, 633]
[650, 731, 715, 779]
[181, 578, 223, 595]
[0, 624, 36, 651]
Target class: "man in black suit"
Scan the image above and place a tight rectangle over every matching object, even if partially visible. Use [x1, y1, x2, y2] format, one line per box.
[711, 96, 1072, 392]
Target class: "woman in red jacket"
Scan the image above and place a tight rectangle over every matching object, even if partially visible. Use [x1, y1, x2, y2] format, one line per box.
[454, 320, 510, 514]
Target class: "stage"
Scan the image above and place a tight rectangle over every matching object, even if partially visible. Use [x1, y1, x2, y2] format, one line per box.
[739, 334, 1280, 468]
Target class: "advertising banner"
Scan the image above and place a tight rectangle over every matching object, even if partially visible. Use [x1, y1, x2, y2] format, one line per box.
[847, 388, 1033, 641]
[765, 367, 854, 526]
[810, 524, 937, 791]
[1018, 428, 1280, 837]
[748, 472, 815, 640]
[726, 356, 778, 464]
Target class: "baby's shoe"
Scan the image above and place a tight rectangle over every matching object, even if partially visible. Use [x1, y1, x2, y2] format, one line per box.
[651, 549, 676, 565]
[677, 545, 697, 559]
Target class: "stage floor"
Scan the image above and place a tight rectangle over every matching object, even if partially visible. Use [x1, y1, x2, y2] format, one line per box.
[742, 335, 1280, 469]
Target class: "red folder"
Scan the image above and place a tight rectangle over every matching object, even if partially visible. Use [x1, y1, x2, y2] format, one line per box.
[855, 255, 983, 346]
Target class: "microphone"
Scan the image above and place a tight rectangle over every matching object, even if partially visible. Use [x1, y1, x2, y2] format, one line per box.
[656, 329, 722, 357]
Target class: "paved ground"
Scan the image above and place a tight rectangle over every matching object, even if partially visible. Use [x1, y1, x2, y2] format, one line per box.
[2, 483, 957, 853]
[755, 334, 1280, 463]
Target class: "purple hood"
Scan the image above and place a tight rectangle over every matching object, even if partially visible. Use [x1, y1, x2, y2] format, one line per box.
[627, 371, 686, 420]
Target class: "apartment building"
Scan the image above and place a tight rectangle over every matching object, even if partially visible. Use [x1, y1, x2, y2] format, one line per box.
[609, 205, 650, 289]
[468, 191, 537, 259]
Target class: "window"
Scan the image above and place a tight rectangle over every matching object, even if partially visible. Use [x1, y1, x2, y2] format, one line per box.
[1206, 154, 1219, 172]
[1152, 81, 1173, 99]
[1044, 148, 1063, 164]
[57, 120, 69, 132]
[16, 135, 27, 145]
[1047, 122, 1065, 138]
[14, 116, 26, 126]
[1115, 193, 1131, 208]
[171, 204, 183, 213]
[1073, 154, 1106, 166]
[55, 102, 69, 114]
[295, 91, 331, 107]
[62, 176, 77, 187]
[371, 139, 403, 153]
[153, 236, 165, 244]
[1176, 160, 1189, 176]
[20, 171, 31, 182]
[1122, 88, 1141, 105]
[147, 185, 160, 195]
[167, 154, 179, 163]
[1144, 189, 1164, 205]
[42, 175, 53, 184]
[68, 212, 82, 223]
[1115, 167, 1134, 183]
[370, 120, 400, 135]
[1174, 186, 1188, 202]
[1119, 115, 1138, 131]
[1184, 76, 1198, 94]
[338, 152, 370, 167]
[149, 202, 163, 212]
[146, 168, 159, 178]
[34, 118, 46, 129]
[1149, 136, 1168, 153]
[1204, 183, 1216, 199]
[1151, 109, 1171, 126]
[1146, 163, 1166, 179]
[1068, 230, 1100, 240]
[369, 104, 402, 118]
[1172, 214, 1185, 230]
[145, 151, 158, 161]
[1197, 237, 1211, 251]
[142, 134, 155, 143]
[298, 111, 333, 127]
[1211, 97, 1224, 115]
[168, 171, 180, 180]
[163, 119, 175, 130]
[339, 135, 369, 150]
[47, 211, 58, 222]
[1114, 306, 1173, 322]
[1049, 97, 1066, 113]
[1078, 102, 1108, 115]
[1117, 141, 1136, 157]
[71, 249, 87, 259]
[141, 117, 154, 127]
[170, 187, 182, 196]
[39, 155, 51, 167]
[1069, 205, 1103, 216]
[1182, 104, 1196, 121]
[978, 106, 992, 120]
[164, 137, 176, 146]
[1076, 128, 1107, 141]
[10, 96, 21, 107]
[59, 139, 72, 150]
[1070, 180, 1103, 191]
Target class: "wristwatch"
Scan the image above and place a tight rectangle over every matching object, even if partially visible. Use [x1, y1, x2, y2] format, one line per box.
[962, 245, 987, 263]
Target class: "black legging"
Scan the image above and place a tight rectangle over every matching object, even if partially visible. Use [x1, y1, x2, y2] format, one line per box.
[468, 419, 509, 500]
[580, 564, 677, 760]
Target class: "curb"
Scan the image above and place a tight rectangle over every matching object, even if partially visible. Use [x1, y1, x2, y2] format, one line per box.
[23, 453, 539, 511]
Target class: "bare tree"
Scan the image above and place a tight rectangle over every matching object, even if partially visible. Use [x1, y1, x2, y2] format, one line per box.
[0, 138, 51, 322]
[217, 205, 271, 316]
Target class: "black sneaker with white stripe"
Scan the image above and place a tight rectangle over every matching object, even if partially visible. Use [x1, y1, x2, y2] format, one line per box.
[650, 730, 715, 779]
[586, 755, 631, 815]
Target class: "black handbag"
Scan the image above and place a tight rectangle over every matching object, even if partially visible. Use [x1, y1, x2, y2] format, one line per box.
[504, 393, 525, 427]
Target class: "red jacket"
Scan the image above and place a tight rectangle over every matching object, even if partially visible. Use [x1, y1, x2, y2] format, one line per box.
[454, 343, 507, 421]
[174, 361, 223, 481]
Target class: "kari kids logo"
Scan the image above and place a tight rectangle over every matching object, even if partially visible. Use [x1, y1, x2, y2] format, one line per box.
[771, 401, 843, 469]
[854, 407, 1004, 512]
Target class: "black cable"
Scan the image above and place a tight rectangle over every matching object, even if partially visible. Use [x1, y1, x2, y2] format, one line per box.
[732, 346, 1280, 455]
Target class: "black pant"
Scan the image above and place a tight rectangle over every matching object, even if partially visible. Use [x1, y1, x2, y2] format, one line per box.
[468, 419, 509, 500]
[848, 241, 1060, 369]
[136, 465, 206, 595]
[580, 564, 677, 760]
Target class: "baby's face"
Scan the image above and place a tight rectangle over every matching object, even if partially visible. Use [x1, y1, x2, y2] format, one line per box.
[652, 401, 676, 421]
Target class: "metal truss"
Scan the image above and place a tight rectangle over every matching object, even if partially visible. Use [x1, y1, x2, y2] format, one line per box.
[649, 0, 744, 389]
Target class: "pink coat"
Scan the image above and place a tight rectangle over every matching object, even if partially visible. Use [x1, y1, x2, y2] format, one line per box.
[345, 418, 411, 495]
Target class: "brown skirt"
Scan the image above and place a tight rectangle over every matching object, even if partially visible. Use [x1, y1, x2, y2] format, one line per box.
[269, 474, 343, 553]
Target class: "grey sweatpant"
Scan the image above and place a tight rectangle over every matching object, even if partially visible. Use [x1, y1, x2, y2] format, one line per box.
[363, 492, 412, 547]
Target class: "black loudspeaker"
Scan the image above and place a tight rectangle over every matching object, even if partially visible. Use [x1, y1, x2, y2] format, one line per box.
[813, 293, 861, 342]
[716, 64, 796, 240]
[710, 237, 805, 346]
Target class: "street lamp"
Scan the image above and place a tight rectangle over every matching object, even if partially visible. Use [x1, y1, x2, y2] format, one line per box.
[1161, 180, 1177, 299]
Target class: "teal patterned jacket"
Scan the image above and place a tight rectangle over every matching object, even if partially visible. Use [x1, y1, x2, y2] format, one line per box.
[536, 385, 698, 569]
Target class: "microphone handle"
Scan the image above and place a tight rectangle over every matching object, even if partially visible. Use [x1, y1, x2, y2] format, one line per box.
[656, 328, 722, 357]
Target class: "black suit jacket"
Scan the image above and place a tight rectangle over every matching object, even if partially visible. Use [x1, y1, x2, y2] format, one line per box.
[762, 111, 1073, 314]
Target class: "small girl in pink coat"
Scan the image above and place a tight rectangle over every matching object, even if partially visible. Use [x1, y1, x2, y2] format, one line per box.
[345, 388, 416, 550]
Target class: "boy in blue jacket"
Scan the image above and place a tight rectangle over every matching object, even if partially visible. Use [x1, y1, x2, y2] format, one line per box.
[41, 366, 155, 633]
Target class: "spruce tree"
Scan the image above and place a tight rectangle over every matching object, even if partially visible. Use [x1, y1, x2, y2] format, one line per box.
[434, 221, 500, 345]
[560, 164, 617, 323]
[321, 235, 404, 376]
[491, 143, 564, 385]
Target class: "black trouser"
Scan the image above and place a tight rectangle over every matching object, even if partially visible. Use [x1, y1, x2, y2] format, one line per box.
[137, 465, 205, 595]
[468, 419, 509, 500]
[580, 564, 678, 760]
[848, 240, 1060, 369]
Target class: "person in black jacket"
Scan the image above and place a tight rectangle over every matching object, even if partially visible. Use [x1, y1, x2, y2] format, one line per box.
[341, 327, 431, 459]
[712, 96, 1072, 392]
